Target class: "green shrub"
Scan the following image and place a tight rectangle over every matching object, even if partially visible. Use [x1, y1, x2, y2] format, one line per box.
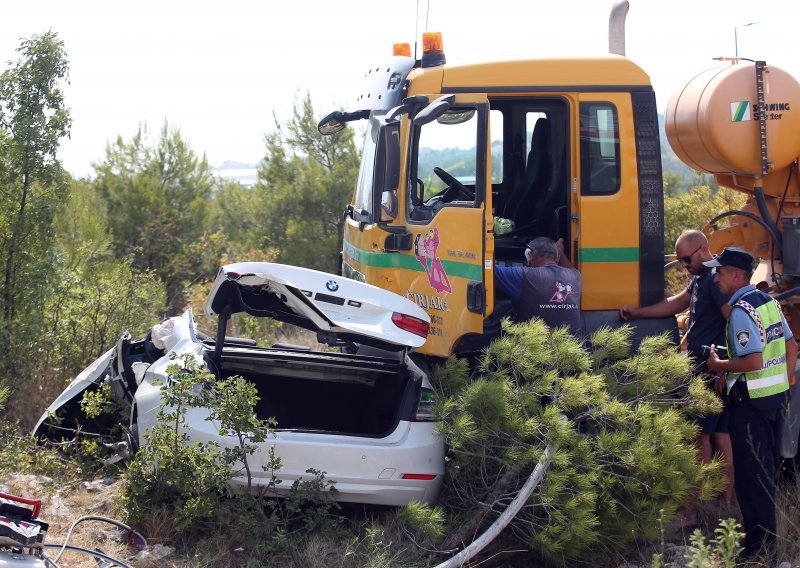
[121, 355, 233, 530]
[120, 352, 340, 549]
[686, 518, 744, 568]
[428, 319, 725, 562]
[0, 420, 71, 479]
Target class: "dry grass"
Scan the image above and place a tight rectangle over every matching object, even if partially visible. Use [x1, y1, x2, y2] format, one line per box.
[6, 395, 800, 568]
[130, 503, 428, 568]
[136, 505, 180, 547]
[4, 469, 800, 567]
[608, 470, 800, 568]
[776, 470, 800, 564]
[5, 375, 74, 431]
[2, 475, 134, 568]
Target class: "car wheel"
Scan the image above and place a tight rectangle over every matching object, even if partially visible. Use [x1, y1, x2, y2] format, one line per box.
[128, 408, 140, 456]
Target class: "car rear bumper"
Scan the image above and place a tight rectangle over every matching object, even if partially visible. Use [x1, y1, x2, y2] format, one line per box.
[194, 420, 445, 506]
[232, 474, 442, 506]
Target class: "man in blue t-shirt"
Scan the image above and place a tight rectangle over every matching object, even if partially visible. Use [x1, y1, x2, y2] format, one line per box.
[494, 237, 582, 337]
[619, 229, 734, 522]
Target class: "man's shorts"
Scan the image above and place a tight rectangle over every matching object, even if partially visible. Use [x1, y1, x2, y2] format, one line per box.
[698, 407, 729, 434]
[693, 358, 730, 435]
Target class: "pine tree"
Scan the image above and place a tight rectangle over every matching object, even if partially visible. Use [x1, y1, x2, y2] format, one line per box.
[424, 319, 724, 562]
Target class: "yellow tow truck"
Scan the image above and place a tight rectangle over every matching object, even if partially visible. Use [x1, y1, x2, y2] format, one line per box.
[319, 3, 800, 359]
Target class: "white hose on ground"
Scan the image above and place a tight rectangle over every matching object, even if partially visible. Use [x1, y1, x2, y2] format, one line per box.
[433, 443, 556, 568]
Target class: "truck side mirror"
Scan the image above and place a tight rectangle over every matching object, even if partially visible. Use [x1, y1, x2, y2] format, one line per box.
[372, 121, 401, 223]
[413, 94, 455, 126]
[387, 95, 430, 122]
[318, 111, 347, 135]
[387, 103, 414, 122]
[318, 110, 369, 135]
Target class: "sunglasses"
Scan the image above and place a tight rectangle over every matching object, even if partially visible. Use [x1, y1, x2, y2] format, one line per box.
[677, 245, 701, 264]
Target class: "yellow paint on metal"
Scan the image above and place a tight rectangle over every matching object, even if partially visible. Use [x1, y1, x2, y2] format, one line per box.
[346, 57, 655, 356]
[577, 92, 641, 309]
[440, 57, 651, 89]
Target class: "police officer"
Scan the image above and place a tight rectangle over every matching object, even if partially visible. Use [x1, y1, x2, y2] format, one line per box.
[494, 237, 582, 337]
[705, 247, 798, 557]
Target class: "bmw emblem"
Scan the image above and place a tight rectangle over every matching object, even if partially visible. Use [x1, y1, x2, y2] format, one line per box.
[326, 280, 339, 292]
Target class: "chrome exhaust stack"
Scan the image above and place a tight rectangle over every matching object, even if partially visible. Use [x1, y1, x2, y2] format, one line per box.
[609, 0, 629, 56]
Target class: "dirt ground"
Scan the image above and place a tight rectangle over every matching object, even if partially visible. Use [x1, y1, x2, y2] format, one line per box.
[1, 473, 148, 567]
[2, 471, 798, 567]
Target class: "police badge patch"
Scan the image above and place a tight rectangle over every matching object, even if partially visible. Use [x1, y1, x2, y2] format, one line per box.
[736, 328, 750, 347]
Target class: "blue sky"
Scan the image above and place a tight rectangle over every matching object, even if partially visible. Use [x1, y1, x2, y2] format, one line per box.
[2, 0, 797, 177]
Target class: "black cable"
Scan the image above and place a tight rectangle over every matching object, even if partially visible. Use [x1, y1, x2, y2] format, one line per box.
[42, 543, 131, 567]
[708, 209, 785, 289]
[51, 515, 147, 564]
[774, 286, 800, 302]
[707, 209, 782, 248]
[769, 164, 795, 288]
[753, 187, 782, 250]
[775, 163, 795, 225]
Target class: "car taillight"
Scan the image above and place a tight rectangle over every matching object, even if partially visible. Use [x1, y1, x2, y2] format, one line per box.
[401, 473, 437, 480]
[414, 387, 436, 422]
[391, 312, 429, 338]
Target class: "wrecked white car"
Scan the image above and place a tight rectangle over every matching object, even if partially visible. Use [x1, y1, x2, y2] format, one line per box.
[34, 262, 444, 506]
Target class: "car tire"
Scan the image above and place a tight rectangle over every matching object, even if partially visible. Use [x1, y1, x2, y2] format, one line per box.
[128, 412, 140, 456]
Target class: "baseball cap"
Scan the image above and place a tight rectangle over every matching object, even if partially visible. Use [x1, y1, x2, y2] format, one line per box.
[702, 246, 755, 272]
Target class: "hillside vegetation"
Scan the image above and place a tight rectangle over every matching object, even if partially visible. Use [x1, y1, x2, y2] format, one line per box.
[1, 31, 797, 567]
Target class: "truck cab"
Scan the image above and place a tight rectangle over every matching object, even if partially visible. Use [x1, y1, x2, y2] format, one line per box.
[325, 34, 674, 358]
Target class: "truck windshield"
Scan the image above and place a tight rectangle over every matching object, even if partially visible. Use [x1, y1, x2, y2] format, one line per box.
[353, 113, 383, 215]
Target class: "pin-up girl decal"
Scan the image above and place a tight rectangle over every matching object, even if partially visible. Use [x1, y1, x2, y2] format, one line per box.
[414, 228, 452, 294]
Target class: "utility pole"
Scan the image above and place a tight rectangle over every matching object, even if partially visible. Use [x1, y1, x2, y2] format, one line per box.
[734, 22, 758, 63]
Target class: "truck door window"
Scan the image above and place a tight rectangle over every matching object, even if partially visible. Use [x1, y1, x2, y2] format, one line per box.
[490, 109, 503, 184]
[408, 105, 480, 222]
[580, 102, 620, 195]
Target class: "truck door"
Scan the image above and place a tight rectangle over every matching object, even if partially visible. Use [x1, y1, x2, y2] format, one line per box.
[404, 94, 492, 357]
[576, 93, 640, 310]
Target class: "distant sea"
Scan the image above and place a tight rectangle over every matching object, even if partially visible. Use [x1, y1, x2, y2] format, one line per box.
[213, 162, 257, 187]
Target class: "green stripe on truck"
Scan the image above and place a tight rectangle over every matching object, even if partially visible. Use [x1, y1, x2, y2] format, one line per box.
[579, 247, 639, 262]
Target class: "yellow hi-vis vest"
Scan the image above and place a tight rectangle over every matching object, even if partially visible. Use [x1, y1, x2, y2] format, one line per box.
[726, 290, 790, 398]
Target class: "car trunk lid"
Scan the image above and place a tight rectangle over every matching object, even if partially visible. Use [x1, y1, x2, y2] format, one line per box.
[204, 262, 430, 351]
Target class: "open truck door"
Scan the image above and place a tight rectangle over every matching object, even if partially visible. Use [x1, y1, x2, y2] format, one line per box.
[577, 90, 670, 338]
[576, 93, 640, 311]
[342, 93, 493, 358]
